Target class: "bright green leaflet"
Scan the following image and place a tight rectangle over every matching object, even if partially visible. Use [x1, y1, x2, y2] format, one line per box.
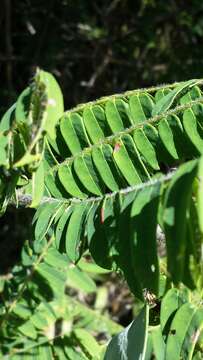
[58, 164, 87, 199]
[74, 153, 103, 195]
[83, 106, 105, 143]
[65, 203, 89, 262]
[183, 108, 203, 153]
[92, 145, 119, 191]
[133, 128, 160, 170]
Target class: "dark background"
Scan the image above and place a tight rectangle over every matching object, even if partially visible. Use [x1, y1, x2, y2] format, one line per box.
[1, 0, 203, 115]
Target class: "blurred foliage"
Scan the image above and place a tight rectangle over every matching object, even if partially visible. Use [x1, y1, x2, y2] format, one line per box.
[1, 0, 203, 115]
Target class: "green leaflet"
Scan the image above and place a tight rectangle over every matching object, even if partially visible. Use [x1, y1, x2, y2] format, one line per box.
[74, 153, 103, 195]
[65, 203, 89, 262]
[13, 131, 27, 164]
[83, 105, 106, 143]
[165, 303, 203, 360]
[143, 122, 173, 164]
[105, 98, 131, 132]
[13, 301, 32, 320]
[155, 88, 172, 102]
[92, 104, 111, 134]
[43, 141, 68, 198]
[122, 134, 150, 180]
[167, 114, 187, 156]
[44, 161, 67, 199]
[133, 128, 160, 170]
[36, 262, 67, 295]
[30, 160, 45, 208]
[47, 125, 71, 158]
[45, 247, 70, 268]
[92, 145, 119, 191]
[183, 108, 203, 153]
[113, 134, 149, 186]
[55, 206, 73, 250]
[39, 70, 64, 139]
[78, 257, 111, 274]
[160, 288, 189, 333]
[15, 87, 32, 125]
[73, 328, 101, 359]
[157, 113, 191, 160]
[152, 79, 201, 116]
[147, 326, 166, 360]
[0, 135, 8, 166]
[67, 264, 96, 294]
[44, 168, 66, 199]
[0, 103, 16, 131]
[33, 202, 63, 242]
[18, 321, 37, 340]
[64, 344, 89, 360]
[29, 302, 56, 330]
[180, 85, 202, 105]
[104, 305, 149, 360]
[60, 114, 81, 153]
[38, 344, 53, 359]
[130, 183, 160, 296]
[60, 113, 90, 154]
[143, 124, 160, 152]
[129, 93, 154, 123]
[58, 164, 87, 199]
[116, 98, 132, 126]
[113, 137, 140, 184]
[86, 202, 99, 245]
[105, 99, 126, 132]
[158, 118, 179, 160]
[163, 159, 198, 284]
